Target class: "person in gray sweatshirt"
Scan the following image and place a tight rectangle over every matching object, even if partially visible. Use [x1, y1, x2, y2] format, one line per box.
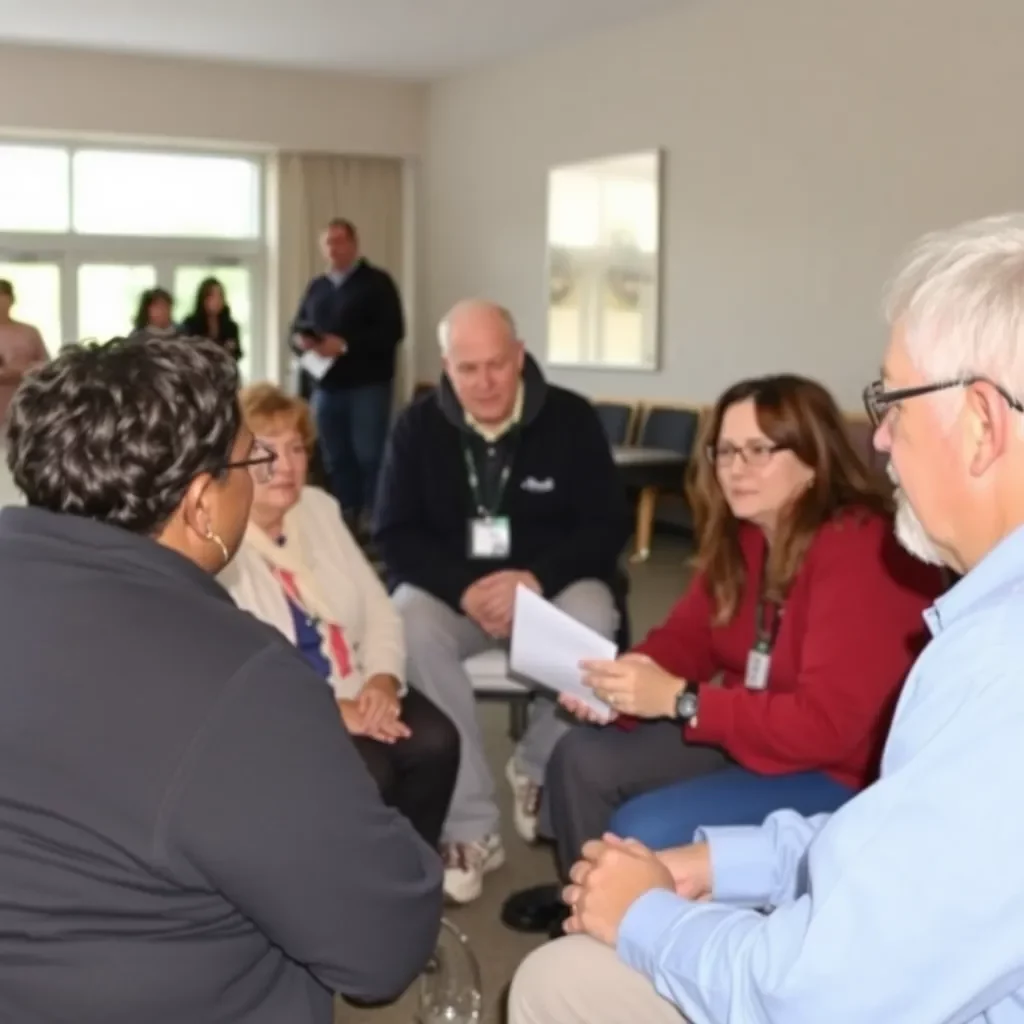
[0, 335, 443, 1024]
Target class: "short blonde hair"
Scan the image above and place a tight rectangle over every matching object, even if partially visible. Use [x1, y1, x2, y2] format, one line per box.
[239, 383, 316, 452]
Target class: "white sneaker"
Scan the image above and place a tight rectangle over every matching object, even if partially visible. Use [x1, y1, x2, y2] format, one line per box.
[506, 758, 542, 844]
[441, 834, 505, 905]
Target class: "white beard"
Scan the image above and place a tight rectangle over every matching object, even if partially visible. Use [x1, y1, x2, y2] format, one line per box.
[887, 461, 945, 566]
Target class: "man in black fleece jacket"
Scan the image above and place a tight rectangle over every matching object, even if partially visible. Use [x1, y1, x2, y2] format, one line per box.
[374, 299, 629, 906]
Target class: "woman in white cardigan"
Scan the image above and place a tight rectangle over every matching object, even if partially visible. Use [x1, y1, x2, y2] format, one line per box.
[219, 383, 459, 848]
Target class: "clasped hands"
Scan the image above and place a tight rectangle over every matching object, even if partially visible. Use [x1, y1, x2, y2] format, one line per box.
[559, 652, 684, 723]
[561, 835, 712, 946]
[460, 570, 541, 639]
[338, 673, 409, 744]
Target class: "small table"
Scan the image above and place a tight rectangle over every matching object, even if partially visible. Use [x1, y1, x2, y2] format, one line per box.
[612, 446, 688, 562]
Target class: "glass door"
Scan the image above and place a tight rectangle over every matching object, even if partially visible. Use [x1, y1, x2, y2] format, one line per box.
[77, 263, 156, 343]
[0, 261, 62, 354]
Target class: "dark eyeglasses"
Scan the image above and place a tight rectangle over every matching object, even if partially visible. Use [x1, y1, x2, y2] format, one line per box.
[862, 376, 1024, 429]
[220, 439, 277, 483]
[706, 441, 788, 468]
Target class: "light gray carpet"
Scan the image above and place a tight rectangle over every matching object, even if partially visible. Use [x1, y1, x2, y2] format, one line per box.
[340, 537, 692, 1024]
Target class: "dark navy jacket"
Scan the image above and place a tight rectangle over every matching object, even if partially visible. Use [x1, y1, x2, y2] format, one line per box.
[290, 260, 404, 390]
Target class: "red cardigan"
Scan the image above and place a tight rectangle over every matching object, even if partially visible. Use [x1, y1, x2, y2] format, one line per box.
[627, 511, 944, 791]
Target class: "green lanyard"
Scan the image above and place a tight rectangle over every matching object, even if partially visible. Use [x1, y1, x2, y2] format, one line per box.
[753, 555, 785, 653]
[462, 443, 513, 518]
[753, 592, 784, 654]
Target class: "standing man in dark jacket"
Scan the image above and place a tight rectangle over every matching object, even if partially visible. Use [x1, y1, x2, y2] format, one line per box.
[291, 218, 405, 533]
[374, 299, 629, 907]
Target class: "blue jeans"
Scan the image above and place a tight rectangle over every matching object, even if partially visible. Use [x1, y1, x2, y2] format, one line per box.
[311, 382, 393, 517]
[607, 766, 855, 851]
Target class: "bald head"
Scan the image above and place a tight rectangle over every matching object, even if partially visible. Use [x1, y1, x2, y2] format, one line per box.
[439, 299, 525, 426]
[438, 300, 517, 353]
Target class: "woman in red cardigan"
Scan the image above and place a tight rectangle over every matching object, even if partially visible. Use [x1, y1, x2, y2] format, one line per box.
[503, 374, 943, 935]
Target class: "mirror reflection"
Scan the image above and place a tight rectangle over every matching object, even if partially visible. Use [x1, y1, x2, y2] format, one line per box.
[545, 150, 662, 370]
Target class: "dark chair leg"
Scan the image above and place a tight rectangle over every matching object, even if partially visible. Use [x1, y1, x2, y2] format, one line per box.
[509, 698, 530, 741]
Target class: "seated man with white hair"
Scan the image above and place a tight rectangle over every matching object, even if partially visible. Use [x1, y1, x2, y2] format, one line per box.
[509, 213, 1024, 1024]
[374, 299, 629, 904]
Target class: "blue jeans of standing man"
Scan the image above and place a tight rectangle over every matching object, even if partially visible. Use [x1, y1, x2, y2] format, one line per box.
[311, 382, 393, 519]
[607, 766, 855, 851]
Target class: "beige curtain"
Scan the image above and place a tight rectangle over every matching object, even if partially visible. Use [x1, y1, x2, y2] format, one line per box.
[274, 153, 407, 402]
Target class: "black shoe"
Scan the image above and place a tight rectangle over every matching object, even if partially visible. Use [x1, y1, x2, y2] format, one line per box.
[500, 883, 568, 934]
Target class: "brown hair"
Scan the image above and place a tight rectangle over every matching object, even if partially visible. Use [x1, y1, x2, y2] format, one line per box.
[688, 374, 891, 624]
[325, 217, 358, 242]
[238, 383, 316, 452]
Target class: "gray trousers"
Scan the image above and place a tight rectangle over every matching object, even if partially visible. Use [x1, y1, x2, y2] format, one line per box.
[543, 718, 731, 877]
[394, 580, 618, 845]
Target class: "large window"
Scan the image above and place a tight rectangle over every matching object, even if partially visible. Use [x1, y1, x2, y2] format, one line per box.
[0, 141, 265, 380]
[0, 146, 70, 233]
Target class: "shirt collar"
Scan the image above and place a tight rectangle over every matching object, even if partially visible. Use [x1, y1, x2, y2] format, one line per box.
[465, 382, 524, 443]
[327, 257, 363, 287]
[924, 523, 1024, 635]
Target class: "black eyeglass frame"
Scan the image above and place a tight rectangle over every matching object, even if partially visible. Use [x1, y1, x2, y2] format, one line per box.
[218, 439, 278, 479]
[704, 441, 789, 468]
[862, 376, 1024, 429]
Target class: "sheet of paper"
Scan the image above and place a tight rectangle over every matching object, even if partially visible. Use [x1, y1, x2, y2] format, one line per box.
[298, 349, 337, 381]
[509, 585, 617, 722]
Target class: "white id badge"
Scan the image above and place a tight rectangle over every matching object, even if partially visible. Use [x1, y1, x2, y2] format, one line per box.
[744, 648, 771, 691]
[469, 516, 512, 559]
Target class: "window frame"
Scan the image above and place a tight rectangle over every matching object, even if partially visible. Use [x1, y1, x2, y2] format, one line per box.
[0, 137, 267, 377]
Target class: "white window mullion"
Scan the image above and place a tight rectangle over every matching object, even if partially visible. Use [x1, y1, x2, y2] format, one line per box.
[63, 252, 78, 348]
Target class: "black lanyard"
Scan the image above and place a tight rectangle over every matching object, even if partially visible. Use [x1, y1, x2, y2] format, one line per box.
[462, 442, 514, 518]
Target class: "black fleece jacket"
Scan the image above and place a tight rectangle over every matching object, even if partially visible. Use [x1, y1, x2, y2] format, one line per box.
[373, 356, 630, 609]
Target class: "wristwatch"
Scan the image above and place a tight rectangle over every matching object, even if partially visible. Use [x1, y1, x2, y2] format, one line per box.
[674, 680, 700, 724]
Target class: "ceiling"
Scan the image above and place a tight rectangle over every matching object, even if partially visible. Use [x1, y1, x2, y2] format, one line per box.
[0, 0, 682, 79]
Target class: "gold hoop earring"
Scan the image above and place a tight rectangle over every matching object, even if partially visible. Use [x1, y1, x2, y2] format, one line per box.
[206, 529, 229, 567]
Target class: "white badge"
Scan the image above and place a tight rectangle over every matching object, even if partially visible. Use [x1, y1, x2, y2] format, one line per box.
[469, 516, 512, 559]
[744, 648, 771, 691]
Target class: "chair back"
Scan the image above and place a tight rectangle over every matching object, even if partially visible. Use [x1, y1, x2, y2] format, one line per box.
[593, 401, 634, 445]
[844, 416, 890, 480]
[639, 406, 701, 457]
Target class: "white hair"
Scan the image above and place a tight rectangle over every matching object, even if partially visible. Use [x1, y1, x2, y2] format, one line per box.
[885, 214, 1024, 406]
[437, 301, 518, 354]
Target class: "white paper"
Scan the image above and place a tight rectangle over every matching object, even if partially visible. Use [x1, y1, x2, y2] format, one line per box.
[509, 585, 617, 722]
[298, 349, 338, 381]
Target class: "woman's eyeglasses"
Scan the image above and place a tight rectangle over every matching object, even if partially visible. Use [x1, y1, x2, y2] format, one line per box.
[221, 440, 277, 483]
[706, 442, 786, 468]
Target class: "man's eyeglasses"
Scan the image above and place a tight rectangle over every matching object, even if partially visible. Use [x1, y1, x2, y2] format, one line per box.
[862, 376, 1024, 429]
[706, 441, 788, 469]
[221, 440, 277, 483]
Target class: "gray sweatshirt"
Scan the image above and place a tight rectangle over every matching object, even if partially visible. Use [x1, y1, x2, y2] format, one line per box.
[0, 506, 443, 1023]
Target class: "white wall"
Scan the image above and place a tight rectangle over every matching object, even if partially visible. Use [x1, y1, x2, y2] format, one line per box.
[418, 0, 1024, 408]
[0, 44, 425, 156]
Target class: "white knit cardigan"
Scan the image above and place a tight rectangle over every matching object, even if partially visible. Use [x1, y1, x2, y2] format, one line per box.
[218, 486, 406, 700]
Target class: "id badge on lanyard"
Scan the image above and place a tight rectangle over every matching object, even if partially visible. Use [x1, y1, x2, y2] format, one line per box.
[464, 442, 514, 560]
[744, 643, 772, 691]
[469, 516, 511, 559]
[745, 594, 783, 691]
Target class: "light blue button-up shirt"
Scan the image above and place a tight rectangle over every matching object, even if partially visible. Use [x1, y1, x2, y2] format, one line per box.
[618, 524, 1024, 1024]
